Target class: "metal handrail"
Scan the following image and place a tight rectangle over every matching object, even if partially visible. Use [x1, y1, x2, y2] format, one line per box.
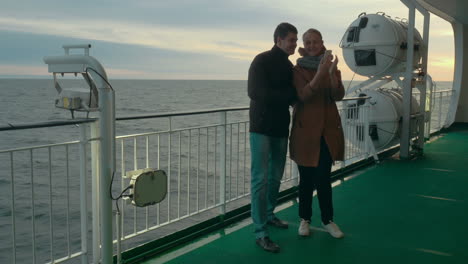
[1, 99, 377, 132]
[0, 106, 250, 131]
[0, 118, 96, 131]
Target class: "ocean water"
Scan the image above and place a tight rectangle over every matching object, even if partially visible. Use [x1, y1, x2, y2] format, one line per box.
[0, 78, 453, 263]
[0, 79, 250, 147]
[0, 78, 252, 263]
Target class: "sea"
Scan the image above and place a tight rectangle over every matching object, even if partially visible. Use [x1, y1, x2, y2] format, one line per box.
[0, 78, 254, 264]
[0, 78, 453, 263]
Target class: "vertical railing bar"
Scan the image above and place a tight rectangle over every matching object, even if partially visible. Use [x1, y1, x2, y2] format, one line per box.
[79, 124, 88, 264]
[30, 149, 36, 264]
[229, 124, 233, 200]
[65, 146, 71, 257]
[146, 136, 150, 168]
[10, 152, 17, 264]
[205, 128, 209, 208]
[168, 118, 172, 222]
[219, 112, 227, 215]
[178, 132, 181, 219]
[352, 106, 355, 158]
[134, 137, 138, 170]
[244, 122, 247, 195]
[355, 105, 359, 158]
[116, 212, 121, 264]
[237, 123, 240, 198]
[188, 130, 191, 215]
[157, 135, 160, 226]
[146, 136, 149, 229]
[48, 147, 55, 262]
[290, 154, 293, 180]
[120, 140, 125, 239]
[438, 92, 443, 129]
[157, 135, 160, 169]
[214, 127, 217, 206]
[361, 105, 364, 157]
[197, 129, 200, 212]
[133, 137, 137, 234]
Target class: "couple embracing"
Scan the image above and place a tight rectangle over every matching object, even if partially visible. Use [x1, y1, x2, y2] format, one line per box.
[248, 22, 345, 253]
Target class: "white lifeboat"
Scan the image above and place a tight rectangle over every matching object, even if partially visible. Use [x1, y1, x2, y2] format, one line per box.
[340, 12, 425, 77]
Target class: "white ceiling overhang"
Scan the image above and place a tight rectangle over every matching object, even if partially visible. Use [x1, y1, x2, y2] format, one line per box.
[416, 0, 468, 24]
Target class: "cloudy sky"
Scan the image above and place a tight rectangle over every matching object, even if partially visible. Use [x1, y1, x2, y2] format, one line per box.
[0, 0, 455, 81]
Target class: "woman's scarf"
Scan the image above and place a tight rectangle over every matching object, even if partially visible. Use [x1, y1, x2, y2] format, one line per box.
[296, 54, 323, 70]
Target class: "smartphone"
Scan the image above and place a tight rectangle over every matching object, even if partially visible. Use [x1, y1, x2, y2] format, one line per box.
[323, 50, 332, 59]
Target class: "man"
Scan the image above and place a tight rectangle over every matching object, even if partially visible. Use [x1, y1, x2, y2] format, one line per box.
[248, 22, 298, 253]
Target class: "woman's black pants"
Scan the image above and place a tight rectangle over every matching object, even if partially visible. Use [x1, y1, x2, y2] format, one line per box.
[298, 137, 333, 224]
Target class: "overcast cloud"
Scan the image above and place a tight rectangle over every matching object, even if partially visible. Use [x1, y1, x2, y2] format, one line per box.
[0, 0, 455, 80]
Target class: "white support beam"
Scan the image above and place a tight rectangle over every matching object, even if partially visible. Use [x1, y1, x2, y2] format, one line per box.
[401, 0, 416, 159]
[453, 23, 468, 123]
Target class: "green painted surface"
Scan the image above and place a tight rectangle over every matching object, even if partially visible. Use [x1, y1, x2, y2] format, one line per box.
[143, 126, 468, 264]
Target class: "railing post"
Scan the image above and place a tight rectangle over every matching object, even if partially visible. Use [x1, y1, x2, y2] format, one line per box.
[417, 80, 427, 147]
[438, 93, 443, 129]
[168, 117, 172, 222]
[90, 121, 100, 264]
[400, 0, 416, 159]
[291, 162, 299, 186]
[425, 76, 434, 138]
[363, 100, 378, 162]
[219, 112, 227, 216]
[116, 211, 122, 264]
[99, 85, 115, 264]
[79, 124, 89, 264]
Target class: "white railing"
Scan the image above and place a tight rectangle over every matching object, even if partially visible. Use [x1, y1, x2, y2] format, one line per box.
[429, 89, 454, 132]
[113, 110, 302, 248]
[0, 138, 89, 264]
[1, 92, 452, 263]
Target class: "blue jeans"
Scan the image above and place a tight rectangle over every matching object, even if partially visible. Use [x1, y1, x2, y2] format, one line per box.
[250, 132, 287, 239]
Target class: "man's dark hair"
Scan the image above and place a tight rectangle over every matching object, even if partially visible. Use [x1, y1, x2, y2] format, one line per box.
[273, 22, 298, 43]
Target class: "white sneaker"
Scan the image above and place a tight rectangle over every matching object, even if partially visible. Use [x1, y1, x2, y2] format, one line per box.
[298, 219, 310, 236]
[322, 221, 344, 238]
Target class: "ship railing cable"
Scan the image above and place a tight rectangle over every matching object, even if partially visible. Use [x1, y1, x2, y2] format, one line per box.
[85, 67, 115, 91]
[110, 171, 132, 214]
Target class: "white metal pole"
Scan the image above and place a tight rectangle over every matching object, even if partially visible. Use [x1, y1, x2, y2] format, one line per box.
[91, 122, 100, 264]
[79, 124, 89, 264]
[426, 75, 434, 136]
[10, 153, 17, 264]
[99, 87, 115, 264]
[116, 211, 121, 264]
[415, 2, 430, 150]
[291, 162, 299, 186]
[401, 0, 416, 159]
[219, 112, 227, 216]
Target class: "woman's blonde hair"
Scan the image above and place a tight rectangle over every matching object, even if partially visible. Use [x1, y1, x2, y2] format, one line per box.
[302, 28, 322, 41]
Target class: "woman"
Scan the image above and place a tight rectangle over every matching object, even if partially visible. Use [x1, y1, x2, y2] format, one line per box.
[289, 28, 345, 238]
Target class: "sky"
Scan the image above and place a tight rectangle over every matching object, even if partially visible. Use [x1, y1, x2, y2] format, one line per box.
[0, 0, 455, 81]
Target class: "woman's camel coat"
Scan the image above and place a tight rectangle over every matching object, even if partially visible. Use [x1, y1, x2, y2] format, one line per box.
[289, 66, 345, 167]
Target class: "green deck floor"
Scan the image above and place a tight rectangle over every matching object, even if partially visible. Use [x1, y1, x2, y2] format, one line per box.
[145, 125, 468, 264]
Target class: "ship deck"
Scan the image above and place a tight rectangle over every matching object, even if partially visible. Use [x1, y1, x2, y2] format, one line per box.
[140, 124, 468, 264]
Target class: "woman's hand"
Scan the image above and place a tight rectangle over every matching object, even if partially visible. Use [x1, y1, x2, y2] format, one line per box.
[317, 52, 332, 76]
[330, 55, 339, 75]
[330, 55, 339, 89]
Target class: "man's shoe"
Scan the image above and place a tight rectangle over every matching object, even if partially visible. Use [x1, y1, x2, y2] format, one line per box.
[255, 236, 280, 253]
[267, 217, 289, 229]
[298, 219, 310, 236]
[322, 221, 344, 238]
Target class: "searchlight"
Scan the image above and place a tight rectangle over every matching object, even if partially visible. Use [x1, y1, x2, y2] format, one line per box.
[43, 44, 111, 117]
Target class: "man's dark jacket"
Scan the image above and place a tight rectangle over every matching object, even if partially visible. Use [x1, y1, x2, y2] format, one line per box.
[248, 45, 297, 138]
